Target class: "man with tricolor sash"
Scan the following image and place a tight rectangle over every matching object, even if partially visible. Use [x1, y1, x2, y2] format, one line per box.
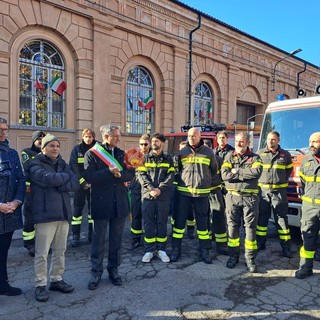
[256, 131, 293, 258]
[84, 125, 134, 290]
[295, 132, 320, 279]
[171, 127, 220, 264]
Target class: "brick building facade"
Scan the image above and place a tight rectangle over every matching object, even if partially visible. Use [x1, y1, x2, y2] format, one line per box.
[0, 0, 318, 157]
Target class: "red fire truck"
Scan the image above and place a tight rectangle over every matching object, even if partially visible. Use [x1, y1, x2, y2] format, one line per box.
[165, 123, 261, 155]
[258, 96, 320, 227]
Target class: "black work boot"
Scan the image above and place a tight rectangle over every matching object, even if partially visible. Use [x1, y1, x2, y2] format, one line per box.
[226, 256, 239, 269]
[280, 240, 293, 258]
[245, 258, 258, 273]
[257, 236, 266, 252]
[295, 258, 313, 279]
[199, 248, 212, 264]
[216, 242, 229, 255]
[71, 233, 80, 247]
[170, 247, 181, 262]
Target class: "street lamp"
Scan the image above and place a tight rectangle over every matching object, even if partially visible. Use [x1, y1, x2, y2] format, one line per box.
[246, 114, 264, 132]
[271, 48, 302, 91]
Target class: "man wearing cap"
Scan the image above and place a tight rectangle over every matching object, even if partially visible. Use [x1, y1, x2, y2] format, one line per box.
[27, 134, 79, 302]
[21, 130, 45, 256]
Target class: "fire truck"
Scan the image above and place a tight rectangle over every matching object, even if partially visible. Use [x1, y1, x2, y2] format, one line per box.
[258, 96, 320, 227]
[165, 123, 261, 156]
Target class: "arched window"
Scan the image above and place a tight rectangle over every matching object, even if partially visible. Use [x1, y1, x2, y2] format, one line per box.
[126, 66, 155, 134]
[193, 82, 213, 125]
[19, 40, 66, 128]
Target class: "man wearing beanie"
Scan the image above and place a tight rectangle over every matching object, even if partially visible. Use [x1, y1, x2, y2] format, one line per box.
[69, 128, 96, 247]
[21, 130, 45, 256]
[27, 133, 79, 302]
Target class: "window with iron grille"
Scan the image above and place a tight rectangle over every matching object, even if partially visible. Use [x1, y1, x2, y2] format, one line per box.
[19, 40, 66, 128]
[193, 82, 213, 125]
[126, 66, 155, 135]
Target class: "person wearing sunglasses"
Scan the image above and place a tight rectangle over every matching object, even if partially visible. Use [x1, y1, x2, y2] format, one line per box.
[0, 117, 25, 296]
[128, 134, 150, 250]
[20, 130, 46, 257]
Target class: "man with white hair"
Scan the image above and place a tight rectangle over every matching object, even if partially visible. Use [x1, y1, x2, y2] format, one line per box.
[84, 125, 134, 290]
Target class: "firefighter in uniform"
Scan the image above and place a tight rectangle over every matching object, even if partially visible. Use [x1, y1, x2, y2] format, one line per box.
[69, 128, 96, 247]
[137, 133, 175, 263]
[221, 132, 262, 273]
[256, 131, 293, 257]
[295, 132, 320, 279]
[213, 130, 235, 160]
[21, 130, 45, 256]
[171, 141, 196, 239]
[204, 139, 228, 255]
[129, 134, 150, 250]
[171, 128, 220, 264]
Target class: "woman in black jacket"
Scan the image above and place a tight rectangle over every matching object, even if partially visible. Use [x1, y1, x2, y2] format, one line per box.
[0, 117, 25, 296]
[27, 134, 79, 302]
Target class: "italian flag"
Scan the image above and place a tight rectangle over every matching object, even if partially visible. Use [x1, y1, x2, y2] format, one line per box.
[208, 103, 212, 119]
[51, 75, 66, 96]
[138, 93, 155, 110]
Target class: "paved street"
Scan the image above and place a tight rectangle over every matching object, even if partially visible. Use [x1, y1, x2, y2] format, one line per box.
[1, 221, 320, 320]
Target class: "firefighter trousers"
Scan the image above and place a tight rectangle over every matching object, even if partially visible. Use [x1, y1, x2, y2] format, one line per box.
[225, 193, 259, 259]
[300, 203, 320, 254]
[257, 189, 291, 245]
[72, 188, 92, 234]
[142, 198, 171, 252]
[172, 194, 210, 249]
[130, 192, 143, 241]
[209, 189, 227, 244]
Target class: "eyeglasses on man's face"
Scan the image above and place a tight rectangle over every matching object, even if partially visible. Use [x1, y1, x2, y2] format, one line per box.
[0, 128, 9, 134]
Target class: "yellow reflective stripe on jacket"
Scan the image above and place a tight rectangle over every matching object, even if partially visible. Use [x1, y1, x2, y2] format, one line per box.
[177, 186, 211, 194]
[22, 230, 35, 240]
[301, 196, 320, 205]
[145, 163, 170, 168]
[300, 246, 314, 259]
[262, 164, 287, 170]
[222, 162, 232, 168]
[252, 161, 262, 168]
[137, 166, 146, 172]
[181, 157, 211, 166]
[299, 172, 320, 182]
[79, 177, 85, 184]
[210, 184, 222, 191]
[258, 182, 288, 189]
[77, 157, 84, 164]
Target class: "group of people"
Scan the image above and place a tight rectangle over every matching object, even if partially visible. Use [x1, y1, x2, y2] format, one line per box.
[1, 117, 320, 302]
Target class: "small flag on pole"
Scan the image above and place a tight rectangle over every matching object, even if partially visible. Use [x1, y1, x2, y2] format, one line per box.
[208, 103, 212, 119]
[34, 78, 45, 91]
[51, 75, 66, 96]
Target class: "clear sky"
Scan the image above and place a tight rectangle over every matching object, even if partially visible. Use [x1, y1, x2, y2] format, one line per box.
[178, 0, 320, 67]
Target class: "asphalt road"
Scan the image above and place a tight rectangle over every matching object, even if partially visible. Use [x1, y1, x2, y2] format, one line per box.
[1, 220, 320, 320]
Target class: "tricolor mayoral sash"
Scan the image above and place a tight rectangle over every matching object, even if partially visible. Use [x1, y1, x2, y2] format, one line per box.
[91, 144, 123, 171]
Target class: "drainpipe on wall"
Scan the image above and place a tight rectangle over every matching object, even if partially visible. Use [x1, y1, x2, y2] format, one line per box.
[296, 62, 307, 98]
[188, 13, 202, 125]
